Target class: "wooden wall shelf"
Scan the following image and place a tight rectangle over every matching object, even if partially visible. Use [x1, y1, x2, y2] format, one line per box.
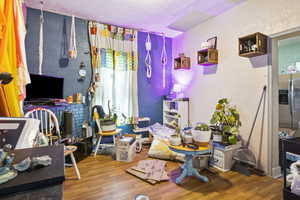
[174, 53, 191, 70]
[197, 48, 218, 66]
[239, 32, 267, 57]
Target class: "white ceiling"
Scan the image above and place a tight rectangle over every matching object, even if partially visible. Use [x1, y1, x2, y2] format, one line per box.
[25, 0, 246, 37]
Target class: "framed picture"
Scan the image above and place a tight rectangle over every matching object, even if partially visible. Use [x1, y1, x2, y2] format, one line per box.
[207, 36, 217, 49]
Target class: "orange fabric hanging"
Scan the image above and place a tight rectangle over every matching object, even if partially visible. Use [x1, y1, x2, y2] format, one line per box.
[13, 0, 30, 101]
[0, 0, 21, 117]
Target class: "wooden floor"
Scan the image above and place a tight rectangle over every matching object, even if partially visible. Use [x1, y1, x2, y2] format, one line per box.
[64, 149, 282, 200]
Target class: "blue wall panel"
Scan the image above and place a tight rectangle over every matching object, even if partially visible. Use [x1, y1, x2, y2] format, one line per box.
[25, 8, 92, 98]
[25, 8, 173, 125]
[137, 32, 172, 124]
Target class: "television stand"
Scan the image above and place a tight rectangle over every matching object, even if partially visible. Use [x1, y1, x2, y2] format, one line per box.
[23, 103, 87, 137]
[24, 100, 56, 106]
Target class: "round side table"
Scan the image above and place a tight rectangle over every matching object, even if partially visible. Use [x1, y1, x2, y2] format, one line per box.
[169, 144, 210, 184]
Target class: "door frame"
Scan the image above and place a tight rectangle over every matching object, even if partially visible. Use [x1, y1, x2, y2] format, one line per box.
[268, 27, 300, 177]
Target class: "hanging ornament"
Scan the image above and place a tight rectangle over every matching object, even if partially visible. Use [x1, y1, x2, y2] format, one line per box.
[69, 15, 77, 59]
[161, 34, 167, 88]
[38, 0, 44, 75]
[89, 22, 100, 68]
[145, 33, 152, 79]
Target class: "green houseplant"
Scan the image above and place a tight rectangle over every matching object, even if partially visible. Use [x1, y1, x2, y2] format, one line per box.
[192, 123, 212, 145]
[210, 98, 241, 144]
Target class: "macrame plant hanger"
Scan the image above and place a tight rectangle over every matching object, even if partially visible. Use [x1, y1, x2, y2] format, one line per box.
[69, 15, 77, 59]
[145, 33, 152, 79]
[161, 34, 167, 88]
[38, 0, 44, 75]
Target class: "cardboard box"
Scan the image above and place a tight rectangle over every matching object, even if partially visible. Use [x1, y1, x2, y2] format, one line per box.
[116, 139, 137, 162]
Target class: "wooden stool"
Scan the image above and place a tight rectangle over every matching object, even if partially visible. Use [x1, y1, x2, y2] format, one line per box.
[93, 129, 122, 157]
[64, 145, 81, 180]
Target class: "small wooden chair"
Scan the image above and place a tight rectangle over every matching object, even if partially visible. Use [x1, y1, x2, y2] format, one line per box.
[25, 107, 81, 180]
[92, 107, 122, 156]
[93, 129, 122, 157]
[24, 108, 61, 146]
[64, 145, 81, 180]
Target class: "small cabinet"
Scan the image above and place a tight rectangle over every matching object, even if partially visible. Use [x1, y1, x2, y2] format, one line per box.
[163, 98, 189, 129]
[174, 53, 191, 70]
[197, 48, 218, 66]
[239, 32, 267, 57]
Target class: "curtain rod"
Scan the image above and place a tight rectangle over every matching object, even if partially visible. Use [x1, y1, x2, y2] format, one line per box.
[27, 6, 165, 36]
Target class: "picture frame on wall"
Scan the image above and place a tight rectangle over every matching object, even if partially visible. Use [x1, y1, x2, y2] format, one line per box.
[207, 36, 217, 49]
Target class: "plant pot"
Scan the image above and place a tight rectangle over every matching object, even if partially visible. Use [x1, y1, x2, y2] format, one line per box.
[221, 132, 237, 145]
[169, 135, 181, 146]
[212, 132, 222, 142]
[192, 130, 211, 145]
[182, 133, 193, 144]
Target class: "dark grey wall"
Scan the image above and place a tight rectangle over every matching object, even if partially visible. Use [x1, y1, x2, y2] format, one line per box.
[25, 8, 92, 98]
[25, 8, 173, 124]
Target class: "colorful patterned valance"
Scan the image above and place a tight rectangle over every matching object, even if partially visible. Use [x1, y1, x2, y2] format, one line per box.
[88, 22, 138, 71]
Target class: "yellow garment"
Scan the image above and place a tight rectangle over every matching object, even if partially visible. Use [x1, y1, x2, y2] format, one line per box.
[0, 0, 21, 117]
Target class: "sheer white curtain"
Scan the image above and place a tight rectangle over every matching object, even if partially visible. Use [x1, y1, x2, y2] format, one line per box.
[88, 22, 138, 123]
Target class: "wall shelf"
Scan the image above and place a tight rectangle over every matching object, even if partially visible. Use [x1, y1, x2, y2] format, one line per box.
[239, 32, 267, 57]
[174, 53, 191, 70]
[197, 48, 218, 66]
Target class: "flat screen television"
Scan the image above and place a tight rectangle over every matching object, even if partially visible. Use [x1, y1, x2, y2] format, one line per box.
[25, 74, 64, 101]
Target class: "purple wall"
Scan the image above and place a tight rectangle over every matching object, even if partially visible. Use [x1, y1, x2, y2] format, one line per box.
[137, 32, 172, 124]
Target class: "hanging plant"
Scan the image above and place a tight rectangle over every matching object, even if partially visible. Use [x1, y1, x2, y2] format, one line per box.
[210, 98, 241, 144]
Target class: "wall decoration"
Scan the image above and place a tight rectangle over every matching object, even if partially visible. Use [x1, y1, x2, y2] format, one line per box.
[78, 62, 86, 81]
[200, 41, 210, 50]
[197, 48, 218, 66]
[161, 34, 167, 88]
[174, 53, 190, 70]
[239, 32, 267, 57]
[145, 33, 152, 79]
[38, 1, 44, 74]
[59, 18, 70, 67]
[68, 15, 77, 59]
[207, 36, 217, 49]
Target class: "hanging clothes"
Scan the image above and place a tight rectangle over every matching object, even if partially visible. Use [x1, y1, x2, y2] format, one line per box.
[13, 0, 30, 102]
[0, 0, 22, 117]
[68, 15, 77, 59]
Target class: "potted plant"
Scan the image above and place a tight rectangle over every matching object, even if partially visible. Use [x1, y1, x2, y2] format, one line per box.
[210, 98, 241, 145]
[192, 123, 212, 146]
[169, 122, 182, 146]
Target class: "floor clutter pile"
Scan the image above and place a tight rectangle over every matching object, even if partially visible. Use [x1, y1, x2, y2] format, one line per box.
[126, 159, 169, 185]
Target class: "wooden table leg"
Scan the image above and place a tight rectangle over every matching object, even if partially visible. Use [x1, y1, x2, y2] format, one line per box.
[175, 154, 208, 184]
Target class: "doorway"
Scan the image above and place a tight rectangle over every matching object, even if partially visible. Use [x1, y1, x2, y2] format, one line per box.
[269, 30, 300, 178]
